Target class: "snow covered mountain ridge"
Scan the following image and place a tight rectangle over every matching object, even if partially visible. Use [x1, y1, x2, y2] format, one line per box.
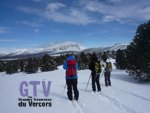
[82, 43, 127, 53]
[0, 41, 127, 58]
[0, 41, 86, 57]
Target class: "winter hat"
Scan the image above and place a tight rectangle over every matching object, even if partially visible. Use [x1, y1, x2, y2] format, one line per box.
[91, 52, 98, 61]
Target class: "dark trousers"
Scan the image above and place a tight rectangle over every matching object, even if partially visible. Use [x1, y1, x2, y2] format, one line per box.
[104, 71, 111, 86]
[91, 73, 101, 92]
[66, 79, 79, 101]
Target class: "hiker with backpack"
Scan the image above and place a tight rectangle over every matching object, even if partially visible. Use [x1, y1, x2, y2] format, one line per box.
[63, 54, 79, 101]
[104, 60, 112, 87]
[89, 53, 102, 93]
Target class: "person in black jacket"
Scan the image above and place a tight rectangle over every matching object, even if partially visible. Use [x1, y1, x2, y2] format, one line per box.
[89, 53, 101, 93]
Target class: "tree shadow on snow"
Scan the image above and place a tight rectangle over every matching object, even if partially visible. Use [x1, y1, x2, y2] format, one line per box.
[111, 71, 139, 84]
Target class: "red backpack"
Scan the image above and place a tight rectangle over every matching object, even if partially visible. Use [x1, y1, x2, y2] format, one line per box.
[66, 60, 76, 77]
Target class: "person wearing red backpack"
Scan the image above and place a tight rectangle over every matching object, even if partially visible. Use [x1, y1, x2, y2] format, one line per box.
[63, 54, 79, 101]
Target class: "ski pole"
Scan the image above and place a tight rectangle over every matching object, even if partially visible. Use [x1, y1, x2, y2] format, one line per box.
[85, 74, 91, 92]
[100, 69, 105, 81]
[63, 83, 66, 94]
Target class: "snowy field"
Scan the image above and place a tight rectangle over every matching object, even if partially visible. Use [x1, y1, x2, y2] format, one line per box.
[0, 62, 150, 113]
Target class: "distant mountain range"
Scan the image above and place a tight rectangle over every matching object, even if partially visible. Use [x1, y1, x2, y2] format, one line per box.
[0, 41, 127, 59]
[82, 43, 127, 53]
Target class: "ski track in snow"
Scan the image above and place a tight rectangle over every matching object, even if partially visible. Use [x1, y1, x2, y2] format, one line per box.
[112, 87, 150, 103]
[84, 91, 135, 113]
[69, 101, 86, 113]
[99, 93, 141, 113]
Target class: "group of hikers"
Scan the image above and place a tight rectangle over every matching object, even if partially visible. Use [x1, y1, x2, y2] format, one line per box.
[63, 52, 112, 101]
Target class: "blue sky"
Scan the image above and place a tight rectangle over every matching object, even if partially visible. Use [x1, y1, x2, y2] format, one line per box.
[0, 0, 150, 49]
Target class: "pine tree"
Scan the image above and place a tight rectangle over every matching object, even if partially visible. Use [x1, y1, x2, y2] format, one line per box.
[5, 60, 18, 74]
[24, 58, 38, 74]
[0, 61, 5, 72]
[49, 56, 58, 71]
[111, 51, 116, 59]
[126, 20, 150, 81]
[116, 49, 127, 69]
[40, 54, 57, 72]
[78, 52, 89, 70]
[19, 60, 24, 72]
[55, 55, 66, 66]
[102, 52, 108, 62]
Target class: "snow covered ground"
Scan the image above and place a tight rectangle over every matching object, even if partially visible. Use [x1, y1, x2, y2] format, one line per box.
[0, 63, 150, 113]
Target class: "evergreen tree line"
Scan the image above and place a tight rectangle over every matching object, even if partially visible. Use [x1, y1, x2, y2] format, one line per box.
[0, 52, 109, 74]
[0, 54, 65, 74]
[116, 20, 150, 82]
[77, 51, 109, 70]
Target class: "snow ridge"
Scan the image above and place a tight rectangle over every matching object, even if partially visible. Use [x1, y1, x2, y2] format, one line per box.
[82, 43, 127, 53]
[0, 41, 86, 57]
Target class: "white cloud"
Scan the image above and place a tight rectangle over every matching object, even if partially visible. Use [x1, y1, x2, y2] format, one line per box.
[0, 38, 18, 42]
[32, 0, 43, 2]
[20, 20, 42, 27]
[137, 6, 150, 20]
[46, 2, 65, 12]
[17, 6, 41, 14]
[50, 29, 64, 33]
[18, 1, 150, 25]
[107, 0, 123, 3]
[0, 26, 10, 34]
[34, 29, 40, 33]
[81, 0, 150, 23]
[18, 2, 95, 25]
[102, 15, 116, 23]
[44, 2, 96, 25]
[44, 7, 95, 25]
